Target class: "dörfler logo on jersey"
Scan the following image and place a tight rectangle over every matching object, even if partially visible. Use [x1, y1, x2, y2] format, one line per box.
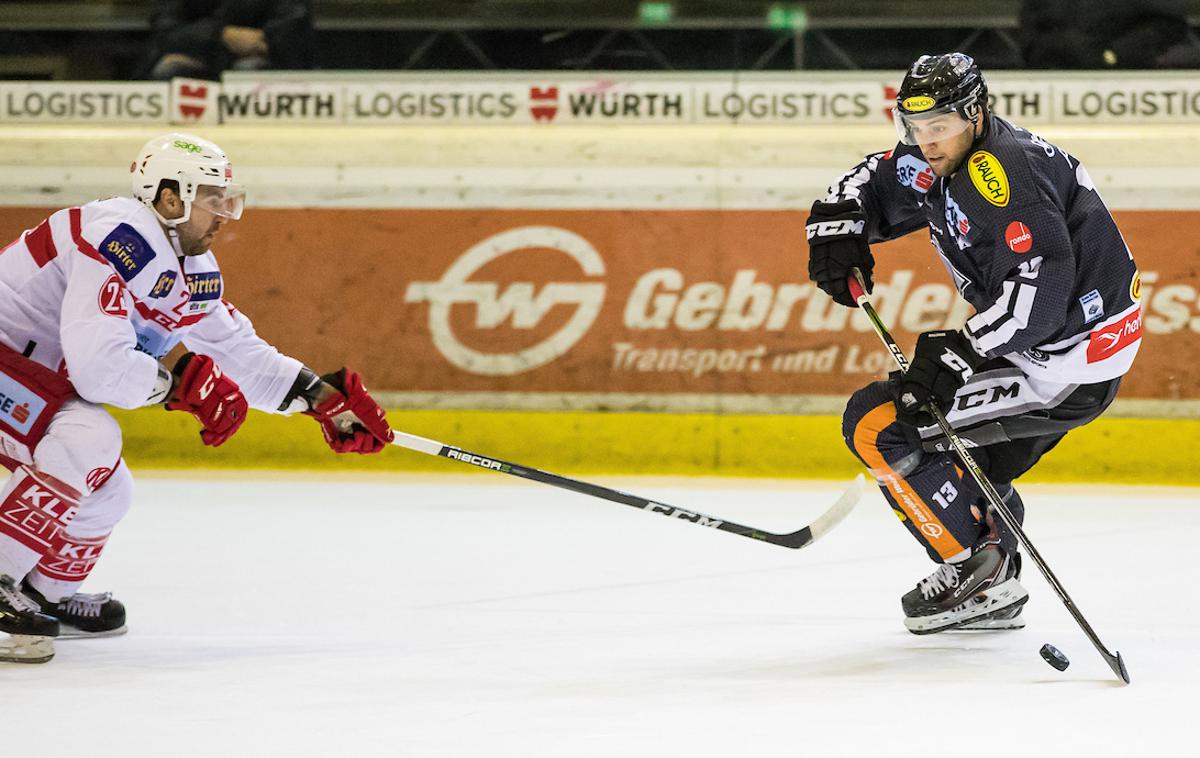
[405, 227, 606, 376]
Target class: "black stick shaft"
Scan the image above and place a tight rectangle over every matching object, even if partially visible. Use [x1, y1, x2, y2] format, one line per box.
[849, 270, 1129, 684]
[389, 431, 860, 550]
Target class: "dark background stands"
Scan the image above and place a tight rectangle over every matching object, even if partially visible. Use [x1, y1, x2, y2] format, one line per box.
[142, 0, 314, 79]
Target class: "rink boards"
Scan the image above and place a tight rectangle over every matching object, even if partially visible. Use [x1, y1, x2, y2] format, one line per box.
[0, 123, 1197, 481]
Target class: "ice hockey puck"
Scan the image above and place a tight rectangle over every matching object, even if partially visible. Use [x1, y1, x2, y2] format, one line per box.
[1040, 644, 1070, 671]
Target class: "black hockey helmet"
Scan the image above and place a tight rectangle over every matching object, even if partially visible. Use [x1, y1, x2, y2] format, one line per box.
[893, 53, 988, 146]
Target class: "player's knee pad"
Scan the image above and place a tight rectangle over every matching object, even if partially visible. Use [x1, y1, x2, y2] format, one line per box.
[64, 459, 133, 537]
[32, 400, 122, 497]
[842, 381, 913, 460]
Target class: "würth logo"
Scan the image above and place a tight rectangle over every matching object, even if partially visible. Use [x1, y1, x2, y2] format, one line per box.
[177, 83, 208, 120]
[530, 86, 559, 122]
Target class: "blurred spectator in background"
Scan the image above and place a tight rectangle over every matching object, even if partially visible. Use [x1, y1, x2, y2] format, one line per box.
[142, 0, 314, 80]
[1020, 0, 1200, 68]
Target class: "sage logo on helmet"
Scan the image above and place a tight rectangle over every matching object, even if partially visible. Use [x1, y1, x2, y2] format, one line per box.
[893, 53, 987, 147]
[130, 132, 245, 227]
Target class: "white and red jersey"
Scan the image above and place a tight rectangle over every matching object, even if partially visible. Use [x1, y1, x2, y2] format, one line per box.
[0, 196, 301, 410]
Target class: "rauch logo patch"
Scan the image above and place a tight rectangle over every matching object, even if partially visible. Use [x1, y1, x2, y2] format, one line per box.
[968, 151, 1010, 207]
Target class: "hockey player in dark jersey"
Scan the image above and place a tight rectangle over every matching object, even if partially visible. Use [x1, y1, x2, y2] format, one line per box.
[807, 53, 1142, 634]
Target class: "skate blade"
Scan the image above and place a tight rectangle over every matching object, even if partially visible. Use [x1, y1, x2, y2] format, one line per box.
[0, 634, 56, 664]
[57, 624, 128, 641]
[950, 615, 1027, 632]
[905, 579, 1029, 636]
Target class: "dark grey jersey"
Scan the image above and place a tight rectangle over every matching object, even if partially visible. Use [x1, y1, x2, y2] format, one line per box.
[824, 116, 1142, 385]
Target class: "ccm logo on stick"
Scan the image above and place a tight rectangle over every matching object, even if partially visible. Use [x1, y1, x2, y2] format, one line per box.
[642, 501, 724, 528]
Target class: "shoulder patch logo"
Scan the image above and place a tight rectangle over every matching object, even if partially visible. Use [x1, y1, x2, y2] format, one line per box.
[968, 151, 1010, 207]
[902, 96, 936, 112]
[1130, 271, 1141, 301]
[1004, 221, 1033, 253]
[896, 154, 935, 193]
[185, 271, 223, 301]
[100, 223, 156, 281]
[1079, 289, 1105, 324]
[149, 270, 177, 299]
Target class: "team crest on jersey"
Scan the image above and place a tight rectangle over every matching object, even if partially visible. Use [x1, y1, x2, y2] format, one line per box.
[100, 224, 155, 281]
[148, 270, 177, 299]
[185, 271, 222, 301]
[1130, 271, 1141, 301]
[896, 154, 934, 193]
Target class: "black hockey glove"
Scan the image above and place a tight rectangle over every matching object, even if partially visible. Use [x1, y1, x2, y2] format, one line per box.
[806, 199, 873, 308]
[892, 330, 986, 428]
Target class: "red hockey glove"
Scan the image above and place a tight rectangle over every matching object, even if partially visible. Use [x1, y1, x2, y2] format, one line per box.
[165, 353, 248, 447]
[305, 368, 394, 454]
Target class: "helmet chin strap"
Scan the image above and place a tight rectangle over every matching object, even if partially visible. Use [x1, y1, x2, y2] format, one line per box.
[145, 198, 191, 257]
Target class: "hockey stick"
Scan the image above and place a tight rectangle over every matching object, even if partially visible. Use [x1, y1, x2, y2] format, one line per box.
[389, 431, 864, 549]
[848, 269, 1130, 684]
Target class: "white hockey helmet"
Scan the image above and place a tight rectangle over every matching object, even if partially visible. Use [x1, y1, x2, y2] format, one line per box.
[130, 132, 244, 226]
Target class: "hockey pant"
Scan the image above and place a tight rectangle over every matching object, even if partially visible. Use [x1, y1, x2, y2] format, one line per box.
[843, 361, 1120, 563]
[0, 390, 130, 602]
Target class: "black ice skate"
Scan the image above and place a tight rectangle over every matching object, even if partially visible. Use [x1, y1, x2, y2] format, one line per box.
[901, 518, 1027, 635]
[956, 553, 1025, 631]
[24, 583, 127, 639]
[0, 574, 59, 663]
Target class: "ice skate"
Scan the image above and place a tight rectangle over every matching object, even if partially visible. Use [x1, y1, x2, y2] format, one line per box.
[902, 519, 1027, 635]
[955, 553, 1025, 631]
[24, 583, 127, 639]
[0, 574, 59, 663]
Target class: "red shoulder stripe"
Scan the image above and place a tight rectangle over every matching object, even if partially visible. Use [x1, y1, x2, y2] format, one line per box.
[24, 218, 58, 268]
[69, 207, 107, 264]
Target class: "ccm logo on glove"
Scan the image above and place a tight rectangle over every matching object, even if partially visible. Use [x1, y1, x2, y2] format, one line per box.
[165, 353, 248, 447]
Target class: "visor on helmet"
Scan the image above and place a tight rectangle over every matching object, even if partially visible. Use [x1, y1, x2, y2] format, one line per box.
[893, 106, 973, 146]
[193, 184, 245, 220]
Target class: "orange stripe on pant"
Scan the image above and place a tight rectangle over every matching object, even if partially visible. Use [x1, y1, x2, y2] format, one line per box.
[853, 402, 968, 561]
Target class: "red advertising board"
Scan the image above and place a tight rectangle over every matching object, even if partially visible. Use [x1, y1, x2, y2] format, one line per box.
[0, 207, 1193, 400]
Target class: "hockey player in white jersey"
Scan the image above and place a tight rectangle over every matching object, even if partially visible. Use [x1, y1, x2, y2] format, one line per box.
[0, 133, 395, 663]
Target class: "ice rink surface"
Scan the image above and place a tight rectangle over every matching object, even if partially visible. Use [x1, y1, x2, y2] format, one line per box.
[6, 472, 1197, 757]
